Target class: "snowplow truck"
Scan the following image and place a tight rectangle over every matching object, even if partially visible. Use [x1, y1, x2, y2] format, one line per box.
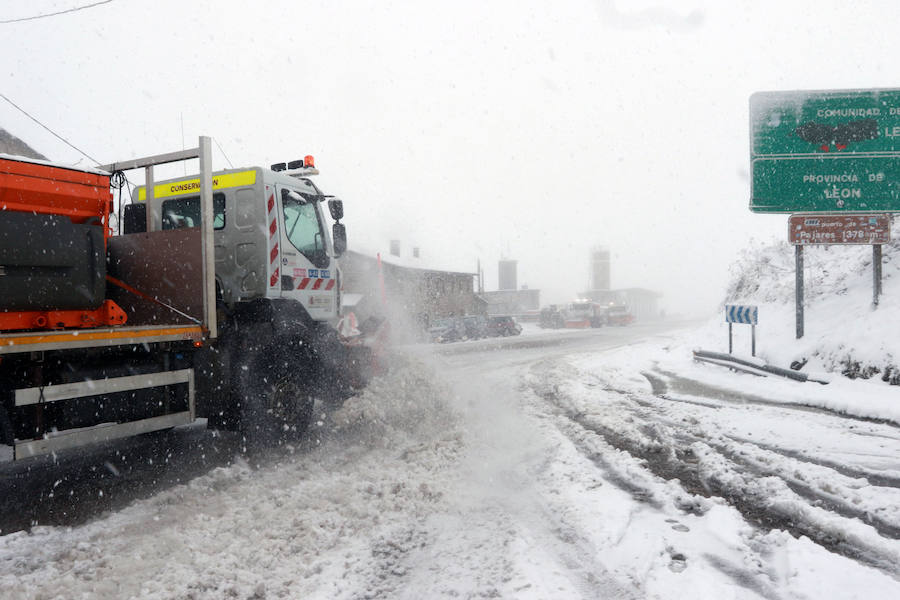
[0, 137, 371, 460]
[565, 300, 606, 329]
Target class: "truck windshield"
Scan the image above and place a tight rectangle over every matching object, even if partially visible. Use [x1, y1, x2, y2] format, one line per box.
[282, 189, 328, 268]
[161, 193, 225, 230]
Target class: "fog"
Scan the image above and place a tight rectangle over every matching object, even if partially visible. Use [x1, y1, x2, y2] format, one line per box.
[1, 0, 894, 315]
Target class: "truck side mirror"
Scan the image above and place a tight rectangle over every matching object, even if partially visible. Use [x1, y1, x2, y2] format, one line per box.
[332, 222, 347, 257]
[328, 198, 344, 221]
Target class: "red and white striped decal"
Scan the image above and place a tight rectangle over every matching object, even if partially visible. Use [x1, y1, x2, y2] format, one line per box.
[266, 187, 279, 288]
[296, 278, 336, 291]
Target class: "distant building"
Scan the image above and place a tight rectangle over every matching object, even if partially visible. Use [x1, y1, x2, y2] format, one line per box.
[479, 288, 540, 317]
[581, 245, 660, 320]
[589, 246, 610, 291]
[478, 259, 540, 317]
[339, 250, 483, 340]
[498, 259, 517, 291]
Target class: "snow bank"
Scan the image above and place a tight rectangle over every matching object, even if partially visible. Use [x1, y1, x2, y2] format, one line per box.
[721, 237, 900, 383]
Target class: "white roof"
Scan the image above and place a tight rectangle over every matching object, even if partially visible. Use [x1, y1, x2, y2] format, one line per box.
[349, 242, 476, 276]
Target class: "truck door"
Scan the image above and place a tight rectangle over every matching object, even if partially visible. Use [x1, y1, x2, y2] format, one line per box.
[276, 183, 336, 320]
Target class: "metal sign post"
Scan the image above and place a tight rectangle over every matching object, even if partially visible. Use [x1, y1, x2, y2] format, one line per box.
[795, 245, 804, 339]
[725, 305, 759, 356]
[874, 244, 883, 307]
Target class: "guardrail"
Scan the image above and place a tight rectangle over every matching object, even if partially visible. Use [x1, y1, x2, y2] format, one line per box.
[692, 349, 829, 384]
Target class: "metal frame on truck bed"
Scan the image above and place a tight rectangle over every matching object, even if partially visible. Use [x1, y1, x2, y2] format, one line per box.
[0, 138, 216, 458]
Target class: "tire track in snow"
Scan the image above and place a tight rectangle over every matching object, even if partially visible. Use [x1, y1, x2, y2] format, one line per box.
[695, 436, 900, 541]
[624, 383, 900, 540]
[528, 359, 900, 580]
[727, 437, 900, 489]
[647, 368, 900, 428]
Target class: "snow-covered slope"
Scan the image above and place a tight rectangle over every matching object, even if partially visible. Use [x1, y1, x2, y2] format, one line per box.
[717, 236, 900, 382]
[0, 127, 46, 160]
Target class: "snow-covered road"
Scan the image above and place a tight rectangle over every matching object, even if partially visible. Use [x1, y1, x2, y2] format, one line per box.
[2, 322, 898, 599]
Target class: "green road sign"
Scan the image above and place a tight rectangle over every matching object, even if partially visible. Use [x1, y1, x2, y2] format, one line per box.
[751, 89, 900, 213]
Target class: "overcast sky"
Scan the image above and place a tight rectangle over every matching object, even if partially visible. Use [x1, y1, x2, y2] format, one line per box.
[2, 0, 898, 315]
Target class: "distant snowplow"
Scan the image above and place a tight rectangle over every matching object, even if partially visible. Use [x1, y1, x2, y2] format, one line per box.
[606, 304, 635, 326]
[565, 300, 607, 328]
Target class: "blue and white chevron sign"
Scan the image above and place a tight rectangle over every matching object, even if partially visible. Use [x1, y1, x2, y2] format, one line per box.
[725, 305, 758, 325]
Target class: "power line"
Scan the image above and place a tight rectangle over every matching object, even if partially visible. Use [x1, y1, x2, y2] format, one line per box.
[0, 0, 114, 24]
[0, 92, 99, 164]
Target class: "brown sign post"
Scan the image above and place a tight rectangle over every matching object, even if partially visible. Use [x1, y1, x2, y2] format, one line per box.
[788, 213, 891, 338]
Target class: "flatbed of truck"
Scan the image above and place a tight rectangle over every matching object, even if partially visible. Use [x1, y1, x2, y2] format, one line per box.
[0, 324, 205, 355]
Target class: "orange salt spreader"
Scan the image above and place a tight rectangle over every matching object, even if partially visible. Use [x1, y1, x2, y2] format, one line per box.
[0, 156, 127, 331]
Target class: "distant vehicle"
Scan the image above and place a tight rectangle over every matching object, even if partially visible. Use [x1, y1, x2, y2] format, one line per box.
[462, 315, 489, 339]
[539, 306, 566, 329]
[566, 300, 607, 328]
[429, 317, 465, 343]
[607, 305, 635, 326]
[487, 315, 522, 337]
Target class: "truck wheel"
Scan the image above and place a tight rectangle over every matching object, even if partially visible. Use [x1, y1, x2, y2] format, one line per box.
[235, 341, 315, 447]
[309, 324, 358, 407]
[0, 403, 15, 447]
[264, 367, 315, 438]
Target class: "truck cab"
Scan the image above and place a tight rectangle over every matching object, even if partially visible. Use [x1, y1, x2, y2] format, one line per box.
[131, 160, 346, 323]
